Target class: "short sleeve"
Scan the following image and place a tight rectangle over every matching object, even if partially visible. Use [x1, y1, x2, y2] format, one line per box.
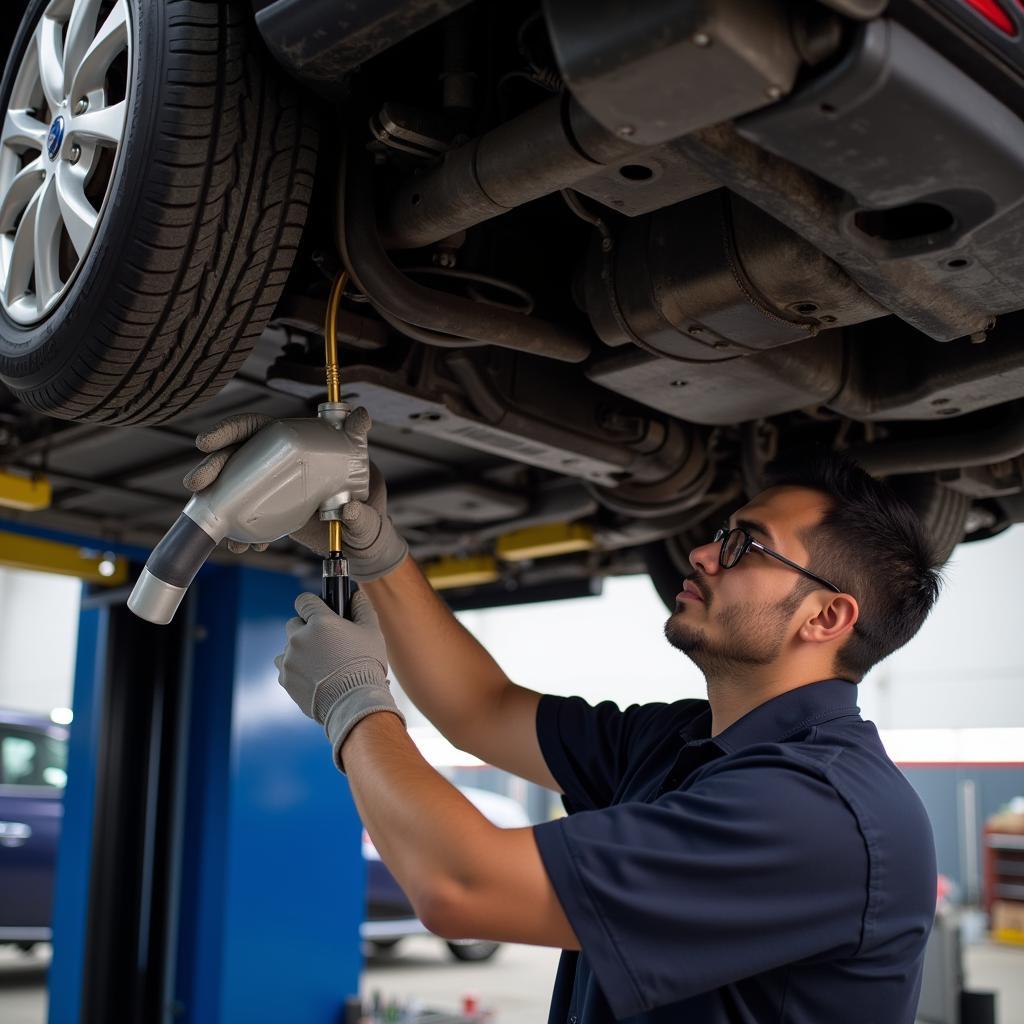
[537, 695, 701, 812]
[532, 748, 868, 1019]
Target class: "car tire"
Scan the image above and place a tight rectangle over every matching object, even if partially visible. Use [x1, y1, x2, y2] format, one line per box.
[0, 0, 317, 424]
[446, 940, 501, 962]
[887, 475, 969, 564]
[644, 525, 707, 611]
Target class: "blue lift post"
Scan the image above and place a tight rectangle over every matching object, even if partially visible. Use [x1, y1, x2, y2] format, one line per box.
[47, 589, 107, 1024]
[176, 563, 365, 1022]
[47, 552, 365, 1023]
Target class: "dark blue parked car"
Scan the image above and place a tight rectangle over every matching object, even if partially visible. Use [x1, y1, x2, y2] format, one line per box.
[0, 709, 68, 950]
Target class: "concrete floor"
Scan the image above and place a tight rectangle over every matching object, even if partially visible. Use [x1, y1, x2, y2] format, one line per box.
[963, 941, 1024, 1024]
[0, 944, 50, 1024]
[0, 940, 563, 1024]
[362, 936, 560, 1022]
[1, 938, 1021, 1023]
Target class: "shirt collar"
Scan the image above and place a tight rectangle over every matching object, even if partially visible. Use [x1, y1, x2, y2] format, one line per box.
[679, 678, 860, 752]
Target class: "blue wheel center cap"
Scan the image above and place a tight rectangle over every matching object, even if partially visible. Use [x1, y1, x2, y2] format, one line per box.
[47, 116, 64, 160]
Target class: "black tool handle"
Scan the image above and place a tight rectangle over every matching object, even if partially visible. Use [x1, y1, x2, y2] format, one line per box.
[147, 513, 217, 590]
[322, 565, 352, 620]
[128, 512, 218, 624]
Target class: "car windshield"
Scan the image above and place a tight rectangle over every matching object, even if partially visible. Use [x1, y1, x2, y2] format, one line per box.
[0, 727, 68, 789]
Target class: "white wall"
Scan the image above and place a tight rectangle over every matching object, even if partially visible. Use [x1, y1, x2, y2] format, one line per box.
[859, 525, 1023, 729]
[456, 578, 705, 708]
[0, 566, 80, 715]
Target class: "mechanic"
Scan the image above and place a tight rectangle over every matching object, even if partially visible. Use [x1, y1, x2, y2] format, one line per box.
[187, 408, 947, 1023]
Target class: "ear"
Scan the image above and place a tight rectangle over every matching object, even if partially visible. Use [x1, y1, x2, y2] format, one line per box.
[797, 593, 859, 646]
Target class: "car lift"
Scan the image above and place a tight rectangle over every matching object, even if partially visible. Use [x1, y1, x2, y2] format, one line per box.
[0, 520, 366, 1023]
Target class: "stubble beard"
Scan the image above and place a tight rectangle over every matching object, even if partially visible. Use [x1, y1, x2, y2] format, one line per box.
[663, 592, 802, 680]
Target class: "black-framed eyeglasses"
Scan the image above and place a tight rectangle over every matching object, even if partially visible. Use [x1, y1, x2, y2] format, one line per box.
[713, 522, 841, 594]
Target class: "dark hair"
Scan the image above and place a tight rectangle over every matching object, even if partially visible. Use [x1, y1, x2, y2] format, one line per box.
[762, 450, 948, 681]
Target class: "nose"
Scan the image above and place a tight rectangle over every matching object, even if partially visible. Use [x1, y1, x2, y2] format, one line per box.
[688, 538, 721, 577]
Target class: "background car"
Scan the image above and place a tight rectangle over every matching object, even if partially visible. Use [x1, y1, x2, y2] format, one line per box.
[362, 784, 531, 963]
[0, 709, 67, 950]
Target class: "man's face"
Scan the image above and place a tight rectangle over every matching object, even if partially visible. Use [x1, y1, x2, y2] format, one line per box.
[664, 486, 832, 677]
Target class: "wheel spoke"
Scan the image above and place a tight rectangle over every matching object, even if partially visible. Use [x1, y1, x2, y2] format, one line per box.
[32, 175, 62, 310]
[0, 159, 45, 233]
[69, 0, 128, 100]
[1, 109, 49, 152]
[62, 0, 104, 99]
[69, 100, 126, 145]
[54, 162, 96, 257]
[8, 40, 43, 114]
[35, 18, 65, 113]
[3, 189, 40, 309]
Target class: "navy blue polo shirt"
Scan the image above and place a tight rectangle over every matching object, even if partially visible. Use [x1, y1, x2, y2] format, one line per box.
[532, 678, 936, 1023]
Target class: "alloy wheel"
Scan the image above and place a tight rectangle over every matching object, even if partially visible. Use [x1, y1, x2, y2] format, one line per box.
[0, 0, 131, 325]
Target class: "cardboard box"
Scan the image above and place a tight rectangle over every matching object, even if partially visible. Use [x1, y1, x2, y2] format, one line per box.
[991, 900, 1024, 944]
[986, 809, 1024, 833]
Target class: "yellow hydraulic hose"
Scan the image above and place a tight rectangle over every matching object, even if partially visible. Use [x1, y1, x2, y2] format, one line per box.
[324, 271, 348, 556]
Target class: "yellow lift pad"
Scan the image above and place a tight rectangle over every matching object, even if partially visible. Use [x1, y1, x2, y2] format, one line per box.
[496, 523, 594, 562]
[0, 471, 52, 511]
[424, 555, 500, 591]
[0, 531, 127, 586]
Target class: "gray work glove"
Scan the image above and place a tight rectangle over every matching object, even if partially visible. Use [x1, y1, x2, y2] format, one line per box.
[182, 412, 273, 551]
[275, 591, 406, 772]
[181, 408, 379, 557]
[339, 463, 408, 582]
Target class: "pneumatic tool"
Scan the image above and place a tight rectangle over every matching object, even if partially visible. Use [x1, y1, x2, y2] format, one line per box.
[128, 272, 368, 625]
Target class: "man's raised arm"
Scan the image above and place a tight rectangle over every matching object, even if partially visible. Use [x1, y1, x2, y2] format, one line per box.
[342, 473, 561, 792]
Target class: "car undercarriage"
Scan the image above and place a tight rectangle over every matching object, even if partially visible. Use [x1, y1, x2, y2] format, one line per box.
[1, 0, 1023, 607]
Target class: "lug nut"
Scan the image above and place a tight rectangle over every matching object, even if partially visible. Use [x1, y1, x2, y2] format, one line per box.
[74, 97, 89, 114]
[68, 144, 81, 164]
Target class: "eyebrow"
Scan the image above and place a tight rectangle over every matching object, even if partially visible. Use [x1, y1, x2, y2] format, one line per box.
[730, 516, 778, 547]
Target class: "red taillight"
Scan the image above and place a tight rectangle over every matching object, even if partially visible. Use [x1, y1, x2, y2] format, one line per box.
[963, 0, 1018, 35]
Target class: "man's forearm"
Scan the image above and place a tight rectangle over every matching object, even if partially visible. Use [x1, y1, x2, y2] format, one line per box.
[341, 713, 578, 948]
[343, 712, 496, 913]
[361, 555, 510, 743]
[273, 576, 574, 947]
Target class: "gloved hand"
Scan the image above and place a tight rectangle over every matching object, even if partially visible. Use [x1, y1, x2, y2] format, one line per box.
[180, 408, 380, 557]
[339, 463, 408, 581]
[182, 412, 274, 552]
[275, 591, 406, 771]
